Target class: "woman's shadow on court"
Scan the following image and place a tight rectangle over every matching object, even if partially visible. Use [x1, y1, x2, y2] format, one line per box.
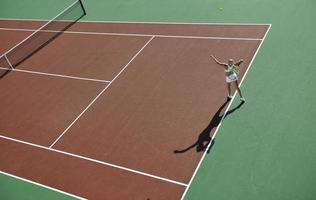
[174, 98, 244, 154]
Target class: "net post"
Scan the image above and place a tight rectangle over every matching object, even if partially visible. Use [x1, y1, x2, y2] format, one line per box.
[78, 0, 86, 15]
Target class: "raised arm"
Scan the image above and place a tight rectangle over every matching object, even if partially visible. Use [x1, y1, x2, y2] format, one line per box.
[210, 55, 227, 67]
[234, 59, 244, 66]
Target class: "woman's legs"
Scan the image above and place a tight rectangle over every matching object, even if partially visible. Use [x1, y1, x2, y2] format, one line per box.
[234, 80, 245, 101]
[227, 83, 232, 98]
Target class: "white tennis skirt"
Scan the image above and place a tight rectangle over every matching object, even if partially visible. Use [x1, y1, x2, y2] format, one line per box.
[226, 73, 238, 83]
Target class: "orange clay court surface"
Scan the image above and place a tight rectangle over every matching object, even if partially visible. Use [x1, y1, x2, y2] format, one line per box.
[0, 20, 269, 199]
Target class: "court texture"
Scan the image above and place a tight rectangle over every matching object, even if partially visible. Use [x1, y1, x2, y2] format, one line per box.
[0, 0, 315, 200]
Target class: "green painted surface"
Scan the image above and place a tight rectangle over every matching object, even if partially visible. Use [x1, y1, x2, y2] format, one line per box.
[0, 173, 77, 200]
[0, 0, 315, 200]
[0, 0, 73, 19]
[184, 1, 316, 200]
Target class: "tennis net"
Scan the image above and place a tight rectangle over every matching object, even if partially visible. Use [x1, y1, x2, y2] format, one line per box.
[0, 56, 12, 78]
[0, 0, 86, 78]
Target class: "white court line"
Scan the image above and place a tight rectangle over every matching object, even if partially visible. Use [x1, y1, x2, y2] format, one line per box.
[78, 20, 271, 26]
[180, 24, 272, 200]
[0, 66, 110, 83]
[0, 17, 271, 195]
[0, 17, 271, 26]
[4, 55, 14, 69]
[238, 24, 271, 86]
[0, 27, 263, 41]
[0, 170, 87, 200]
[0, 134, 187, 187]
[49, 36, 155, 148]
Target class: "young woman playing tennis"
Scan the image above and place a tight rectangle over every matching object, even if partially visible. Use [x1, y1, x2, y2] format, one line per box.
[211, 55, 245, 102]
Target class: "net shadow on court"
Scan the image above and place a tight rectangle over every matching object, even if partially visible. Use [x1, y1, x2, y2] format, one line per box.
[0, 0, 86, 79]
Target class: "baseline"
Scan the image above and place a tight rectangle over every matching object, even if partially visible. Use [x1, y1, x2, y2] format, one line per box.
[0, 18, 271, 26]
[0, 27, 263, 41]
[0, 134, 187, 187]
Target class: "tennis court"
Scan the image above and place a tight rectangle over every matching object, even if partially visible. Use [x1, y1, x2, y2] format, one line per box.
[1, 0, 315, 200]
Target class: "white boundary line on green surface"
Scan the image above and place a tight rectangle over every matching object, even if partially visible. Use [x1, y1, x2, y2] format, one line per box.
[0, 67, 110, 83]
[0, 27, 263, 41]
[0, 134, 187, 187]
[180, 24, 272, 200]
[0, 170, 87, 200]
[237, 24, 271, 86]
[0, 17, 271, 26]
